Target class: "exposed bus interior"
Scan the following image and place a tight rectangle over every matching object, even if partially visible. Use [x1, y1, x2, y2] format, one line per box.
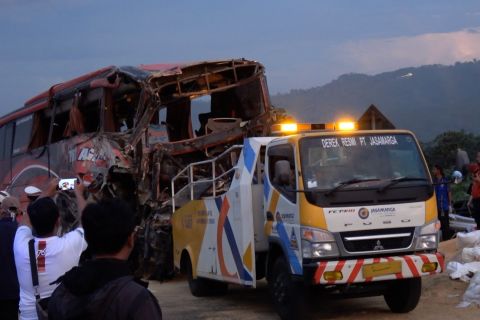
[0, 60, 273, 280]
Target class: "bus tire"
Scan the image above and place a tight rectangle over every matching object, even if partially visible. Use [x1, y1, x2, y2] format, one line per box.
[268, 257, 306, 320]
[384, 277, 422, 313]
[185, 255, 228, 297]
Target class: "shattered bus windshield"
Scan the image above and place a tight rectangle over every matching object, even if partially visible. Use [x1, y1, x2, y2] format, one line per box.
[300, 133, 429, 191]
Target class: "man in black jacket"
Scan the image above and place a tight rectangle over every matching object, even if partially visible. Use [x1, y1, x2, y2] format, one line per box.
[48, 199, 162, 319]
[0, 196, 21, 320]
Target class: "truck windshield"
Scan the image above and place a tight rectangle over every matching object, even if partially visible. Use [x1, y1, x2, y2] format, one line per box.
[299, 133, 429, 192]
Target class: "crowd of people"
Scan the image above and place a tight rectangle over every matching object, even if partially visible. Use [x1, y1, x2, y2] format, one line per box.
[432, 151, 480, 240]
[0, 179, 162, 320]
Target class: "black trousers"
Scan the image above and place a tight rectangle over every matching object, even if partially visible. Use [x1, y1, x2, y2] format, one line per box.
[438, 209, 451, 241]
[472, 198, 480, 228]
[0, 299, 19, 320]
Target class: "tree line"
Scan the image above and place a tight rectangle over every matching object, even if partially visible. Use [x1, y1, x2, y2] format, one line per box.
[422, 131, 480, 171]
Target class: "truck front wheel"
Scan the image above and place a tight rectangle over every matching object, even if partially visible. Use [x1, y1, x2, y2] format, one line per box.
[268, 257, 306, 320]
[384, 278, 422, 313]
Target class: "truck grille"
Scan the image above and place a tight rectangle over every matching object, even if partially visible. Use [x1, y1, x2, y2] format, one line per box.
[340, 227, 414, 253]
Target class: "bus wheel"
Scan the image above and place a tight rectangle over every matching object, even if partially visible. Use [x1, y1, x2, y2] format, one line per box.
[185, 255, 228, 297]
[384, 278, 422, 313]
[268, 257, 306, 320]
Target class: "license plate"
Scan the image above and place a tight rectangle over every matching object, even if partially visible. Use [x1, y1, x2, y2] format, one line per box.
[362, 260, 402, 278]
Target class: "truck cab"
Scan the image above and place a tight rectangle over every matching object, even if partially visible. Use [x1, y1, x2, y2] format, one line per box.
[172, 123, 443, 319]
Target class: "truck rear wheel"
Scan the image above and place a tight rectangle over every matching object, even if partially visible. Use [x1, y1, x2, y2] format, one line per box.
[384, 278, 421, 313]
[185, 255, 228, 297]
[268, 257, 306, 320]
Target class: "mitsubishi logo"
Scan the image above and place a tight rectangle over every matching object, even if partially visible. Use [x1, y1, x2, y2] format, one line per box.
[373, 240, 385, 251]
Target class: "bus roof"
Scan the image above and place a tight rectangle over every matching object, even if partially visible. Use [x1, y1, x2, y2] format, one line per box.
[0, 59, 258, 127]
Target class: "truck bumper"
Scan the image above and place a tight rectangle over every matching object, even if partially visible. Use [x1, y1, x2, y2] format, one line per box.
[304, 252, 444, 285]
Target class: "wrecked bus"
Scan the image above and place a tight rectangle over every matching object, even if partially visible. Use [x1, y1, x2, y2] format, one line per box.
[0, 59, 273, 277]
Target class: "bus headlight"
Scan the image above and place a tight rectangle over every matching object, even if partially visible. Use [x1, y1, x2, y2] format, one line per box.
[301, 227, 339, 258]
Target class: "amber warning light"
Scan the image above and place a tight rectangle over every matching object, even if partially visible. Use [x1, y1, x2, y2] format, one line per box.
[271, 122, 356, 134]
[337, 121, 356, 131]
[272, 123, 313, 134]
[280, 123, 298, 133]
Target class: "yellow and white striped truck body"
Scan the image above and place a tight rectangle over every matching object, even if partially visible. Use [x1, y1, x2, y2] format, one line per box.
[173, 130, 443, 318]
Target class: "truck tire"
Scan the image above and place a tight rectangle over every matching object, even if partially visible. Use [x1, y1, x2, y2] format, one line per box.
[268, 257, 306, 320]
[384, 278, 422, 313]
[185, 255, 228, 297]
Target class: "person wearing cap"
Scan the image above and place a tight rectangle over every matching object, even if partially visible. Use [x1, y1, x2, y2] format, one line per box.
[0, 196, 21, 320]
[13, 178, 88, 320]
[25, 186, 42, 203]
[0, 190, 11, 202]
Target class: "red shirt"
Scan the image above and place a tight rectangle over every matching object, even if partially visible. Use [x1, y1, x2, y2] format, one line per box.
[472, 167, 480, 198]
[472, 180, 480, 199]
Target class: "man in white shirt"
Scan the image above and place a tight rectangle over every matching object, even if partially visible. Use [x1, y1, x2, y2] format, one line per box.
[14, 180, 87, 320]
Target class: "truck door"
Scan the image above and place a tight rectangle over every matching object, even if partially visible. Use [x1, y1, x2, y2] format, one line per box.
[264, 143, 303, 275]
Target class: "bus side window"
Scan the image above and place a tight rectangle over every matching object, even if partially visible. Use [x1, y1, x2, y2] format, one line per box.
[0, 126, 5, 159]
[28, 112, 49, 150]
[4, 123, 13, 159]
[113, 93, 138, 133]
[12, 115, 33, 155]
[50, 111, 70, 143]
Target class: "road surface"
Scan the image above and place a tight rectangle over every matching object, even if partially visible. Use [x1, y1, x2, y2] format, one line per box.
[149, 240, 478, 319]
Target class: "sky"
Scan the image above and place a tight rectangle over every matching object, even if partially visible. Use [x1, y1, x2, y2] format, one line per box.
[1, 0, 480, 116]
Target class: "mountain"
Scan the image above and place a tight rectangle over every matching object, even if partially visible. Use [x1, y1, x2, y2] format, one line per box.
[271, 60, 480, 141]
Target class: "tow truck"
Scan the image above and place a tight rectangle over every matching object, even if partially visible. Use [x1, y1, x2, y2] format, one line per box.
[172, 121, 444, 319]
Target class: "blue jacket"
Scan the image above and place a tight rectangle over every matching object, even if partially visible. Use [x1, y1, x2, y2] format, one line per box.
[434, 177, 450, 212]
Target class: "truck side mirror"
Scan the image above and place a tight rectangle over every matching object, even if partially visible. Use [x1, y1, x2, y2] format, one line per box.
[274, 160, 291, 186]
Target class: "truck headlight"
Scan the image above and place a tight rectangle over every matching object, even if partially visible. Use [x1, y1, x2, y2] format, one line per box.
[416, 235, 437, 250]
[416, 221, 440, 250]
[301, 227, 339, 258]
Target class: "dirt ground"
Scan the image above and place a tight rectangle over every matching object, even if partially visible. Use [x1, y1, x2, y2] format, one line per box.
[149, 240, 479, 319]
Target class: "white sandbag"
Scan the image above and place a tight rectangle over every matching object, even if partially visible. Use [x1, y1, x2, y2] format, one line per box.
[447, 261, 461, 274]
[447, 261, 480, 282]
[457, 231, 480, 249]
[461, 247, 480, 263]
[457, 272, 480, 308]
